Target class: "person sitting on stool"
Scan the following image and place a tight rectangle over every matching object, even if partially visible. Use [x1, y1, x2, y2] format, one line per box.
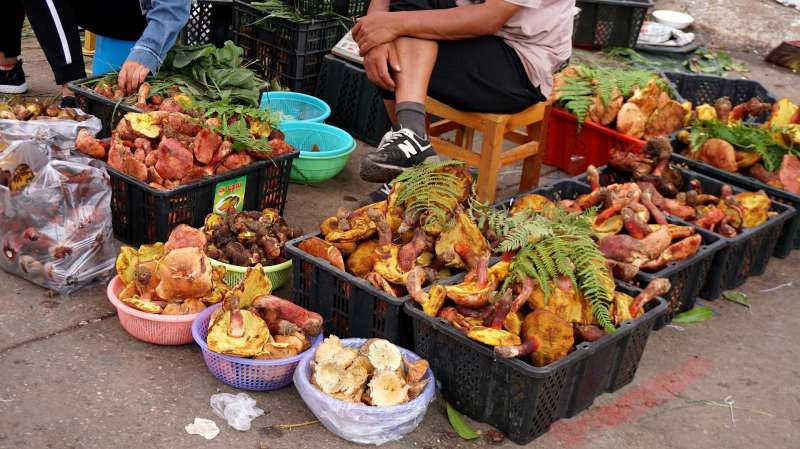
[353, 0, 574, 202]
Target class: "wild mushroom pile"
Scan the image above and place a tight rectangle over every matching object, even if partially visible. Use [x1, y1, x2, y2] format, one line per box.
[413, 199, 672, 367]
[75, 106, 294, 190]
[310, 336, 429, 406]
[0, 97, 90, 121]
[678, 98, 800, 195]
[206, 267, 323, 359]
[204, 209, 303, 267]
[115, 224, 228, 315]
[553, 65, 687, 139]
[298, 161, 489, 298]
[581, 138, 773, 238]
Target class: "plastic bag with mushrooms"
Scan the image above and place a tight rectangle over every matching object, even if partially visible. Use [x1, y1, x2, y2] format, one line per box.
[308, 337, 430, 406]
[0, 139, 116, 294]
[0, 98, 101, 150]
[294, 337, 435, 446]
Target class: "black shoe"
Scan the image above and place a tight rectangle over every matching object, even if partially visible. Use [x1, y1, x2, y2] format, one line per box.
[60, 96, 78, 109]
[0, 60, 28, 94]
[359, 128, 437, 183]
[360, 183, 392, 207]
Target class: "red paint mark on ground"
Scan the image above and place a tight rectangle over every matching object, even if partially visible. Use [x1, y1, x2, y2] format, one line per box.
[548, 356, 713, 447]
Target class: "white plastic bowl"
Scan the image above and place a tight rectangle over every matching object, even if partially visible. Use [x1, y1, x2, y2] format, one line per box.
[652, 10, 694, 30]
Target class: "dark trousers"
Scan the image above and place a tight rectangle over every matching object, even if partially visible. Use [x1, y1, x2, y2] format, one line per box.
[1, 0, 147, 84]
[381, 0, 545, 113]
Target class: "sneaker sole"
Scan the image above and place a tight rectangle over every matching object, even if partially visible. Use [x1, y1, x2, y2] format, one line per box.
[359, 158, 404, 184]
[0, 83, 28, 94]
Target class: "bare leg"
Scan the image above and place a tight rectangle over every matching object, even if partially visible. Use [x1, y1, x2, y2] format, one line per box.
[384, 99, 397, 126]
[393, 37, 438, 104]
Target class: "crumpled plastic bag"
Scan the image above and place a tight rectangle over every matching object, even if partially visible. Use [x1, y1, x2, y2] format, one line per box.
[210, 393, 265, 431]
[0, 139, 116, 294]
[0, 109, 101, 151]
[293, 338, 436, 446]
[185, 417, 220, 440]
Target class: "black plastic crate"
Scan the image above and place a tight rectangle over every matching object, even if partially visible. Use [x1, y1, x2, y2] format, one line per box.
[233, 1, 345, 53]
[405, 281, 666, 445]
[332, 0, 369, 17]
[285, 0, 369, 17]
[233, 31, 327, 92]
[315, 54, 392, 147]
[671, 153, 800, 258]
[574, 0, 652, 49]
[67, 76, 143, 138]
[663, 72, 777, 123]
[110, 152, 297, 245]
[181, 0, 233, 47]
[505, 179, 726, 325]
[285, 233, 413, 347]
[578, 165, 796, 299]
[232, 0, 345, 92]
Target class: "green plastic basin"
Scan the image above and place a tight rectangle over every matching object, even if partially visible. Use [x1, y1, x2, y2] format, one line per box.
[289, 143, 356, 183]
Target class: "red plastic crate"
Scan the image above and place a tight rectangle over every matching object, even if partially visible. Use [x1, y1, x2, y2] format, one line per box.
[542, 107, 646, 176]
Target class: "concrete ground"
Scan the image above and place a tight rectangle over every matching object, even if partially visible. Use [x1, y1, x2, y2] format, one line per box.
[3, 9, 800, 449]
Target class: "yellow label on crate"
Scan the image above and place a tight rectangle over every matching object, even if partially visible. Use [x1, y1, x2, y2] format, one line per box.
[213, 175, 246, 215]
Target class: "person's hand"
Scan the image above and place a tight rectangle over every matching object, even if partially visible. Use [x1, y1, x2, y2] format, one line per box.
[118, 60, 150, 96]
[363, 42, 401, 91]
[352, 12, 404, 55]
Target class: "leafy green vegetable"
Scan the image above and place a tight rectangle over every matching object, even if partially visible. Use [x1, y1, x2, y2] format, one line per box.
[446, 403, 479, 440]
[160, 41, 266, 106]
[195, 100, 280, 154]
[672, 306, 713, 323]
[685, 50, 748, 76]
[688, 119, 798, 172]
[722, 290, 751, 309]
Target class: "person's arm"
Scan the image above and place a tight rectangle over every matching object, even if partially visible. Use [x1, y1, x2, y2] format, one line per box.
[367, 0, 390, 14]
[119, 0, 191, 94]
[353, 0, 521, 54]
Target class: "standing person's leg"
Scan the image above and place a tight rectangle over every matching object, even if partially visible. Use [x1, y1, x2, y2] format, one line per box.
[0, 1, 29, 93]
[20, 0, 85, 99]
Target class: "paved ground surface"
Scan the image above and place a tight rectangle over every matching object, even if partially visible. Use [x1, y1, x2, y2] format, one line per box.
[3, 9, 800, 449]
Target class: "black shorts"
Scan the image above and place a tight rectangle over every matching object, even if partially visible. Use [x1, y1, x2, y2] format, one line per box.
[381, 0, 546, 113]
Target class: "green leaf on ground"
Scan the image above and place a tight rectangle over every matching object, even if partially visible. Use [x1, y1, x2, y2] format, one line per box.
[672, 306, 713, 323]
[446, 403, 479, 440]
[722, 290, 751, 309]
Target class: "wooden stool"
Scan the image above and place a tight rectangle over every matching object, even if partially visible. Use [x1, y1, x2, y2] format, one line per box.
[425, 97, 549, 203]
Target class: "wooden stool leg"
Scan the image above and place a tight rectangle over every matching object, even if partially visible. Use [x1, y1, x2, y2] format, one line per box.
[464, 128, 475, 151]
[454, 126, 464, 147]
[476, 123, 506, 203]
[519, 123, 542, 192]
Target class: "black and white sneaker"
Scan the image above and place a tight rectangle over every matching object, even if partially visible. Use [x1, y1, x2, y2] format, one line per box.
[0, 60, 28, 94]
[360, 183, 392, 207]
[359, 128, 437, 183]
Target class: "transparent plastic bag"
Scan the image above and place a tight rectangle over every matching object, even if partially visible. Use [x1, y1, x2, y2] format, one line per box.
[0, 109, 102, 151]
[210, 393, 264, 431]
[293, 338, 436, 446]
[0, 139, 116, 294]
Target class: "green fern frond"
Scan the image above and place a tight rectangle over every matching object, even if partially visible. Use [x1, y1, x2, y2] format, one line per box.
[393, 160, 467, 230]
[554, 65, 665, 123]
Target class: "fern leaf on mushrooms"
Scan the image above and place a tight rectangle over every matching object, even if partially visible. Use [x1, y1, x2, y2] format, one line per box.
[393, 160, 470, 232]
